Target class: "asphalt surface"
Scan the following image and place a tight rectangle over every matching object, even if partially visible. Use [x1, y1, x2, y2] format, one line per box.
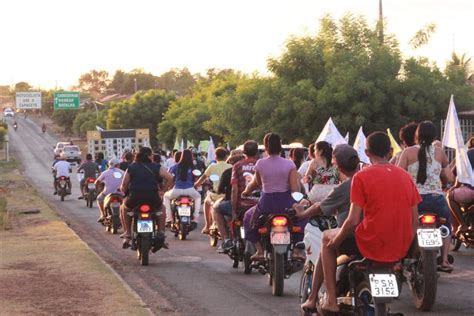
[6, 116, 474, 316]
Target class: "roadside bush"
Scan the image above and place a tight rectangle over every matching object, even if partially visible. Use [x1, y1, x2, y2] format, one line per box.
[0, 126, 6, 149]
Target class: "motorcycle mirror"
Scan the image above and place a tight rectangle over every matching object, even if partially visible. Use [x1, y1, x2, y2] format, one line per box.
[291, 192, 304, 202]
[113, 171, 122, 179]
[192, 169, 202, 177]
[209, 174, 220, 182]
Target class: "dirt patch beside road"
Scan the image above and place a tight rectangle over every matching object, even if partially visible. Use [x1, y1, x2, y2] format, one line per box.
[0, 161, 151, 315]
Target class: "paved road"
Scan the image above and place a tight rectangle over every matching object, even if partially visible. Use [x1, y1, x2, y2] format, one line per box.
[6, 116, 474, 315]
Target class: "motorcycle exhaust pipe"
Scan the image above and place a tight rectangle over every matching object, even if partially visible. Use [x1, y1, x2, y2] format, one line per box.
[439, 225, 450, 239]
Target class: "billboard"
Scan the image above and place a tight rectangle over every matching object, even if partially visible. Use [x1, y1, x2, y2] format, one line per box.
[16, 92, 42, 109]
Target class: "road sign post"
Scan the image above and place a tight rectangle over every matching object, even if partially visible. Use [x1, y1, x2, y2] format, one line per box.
[54, 92, 80, 110]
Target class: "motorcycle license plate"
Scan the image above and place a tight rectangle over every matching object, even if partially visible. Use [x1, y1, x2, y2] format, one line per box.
[240, 226, 245, 239]
[178, 206, 191, 216]
[270, 232, 290, 245]
[87, 183, 95, 189]
[137, 220, 153, 233]
[369, 274, 399, 297]
[417, 228, 442, 248]
[110, 202, 121, 208]
[59, 180, 66, 186]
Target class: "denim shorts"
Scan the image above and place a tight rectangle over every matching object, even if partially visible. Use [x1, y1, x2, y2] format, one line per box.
[214, 200, 232, 217]
[418, 194, 452, 233]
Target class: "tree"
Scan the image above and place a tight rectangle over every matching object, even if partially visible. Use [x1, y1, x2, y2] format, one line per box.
[52, 109, 79, 135]
[155, 68, 197, 96]
[14, 82, 32, 92]
[106, 89, 175, 146]
[78, 70, 110, 99]
[445, 52, 473, 83]
[0, 85, 11, 95]
[109, 69, 157, 94]
[73, 110, 107, 137]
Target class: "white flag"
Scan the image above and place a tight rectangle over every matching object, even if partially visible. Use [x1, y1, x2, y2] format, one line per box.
[353, 127, 370, 164]
[180, 139, 184, 151]
[207, 136, 216, 164]
[315, 117, 347, 146]
[96, 125, 105, 131]
[442, 95, 473, 186]
[344, 132, 349, 143]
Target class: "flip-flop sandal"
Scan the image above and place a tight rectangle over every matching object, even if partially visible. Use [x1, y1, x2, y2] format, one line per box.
[301, 301, 318, 313]
[250, 254, 265, 262]
[438, 265, 453, 273]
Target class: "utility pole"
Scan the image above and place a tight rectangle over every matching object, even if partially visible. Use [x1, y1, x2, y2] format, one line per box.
[134, 78, 137, 93]
[378, 0, 384, 44]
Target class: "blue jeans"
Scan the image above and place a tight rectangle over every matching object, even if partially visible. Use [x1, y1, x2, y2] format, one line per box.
[418, 193, 452, 233]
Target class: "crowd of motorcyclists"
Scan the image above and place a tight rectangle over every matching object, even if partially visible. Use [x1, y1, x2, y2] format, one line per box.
[49, 122, 474, 314]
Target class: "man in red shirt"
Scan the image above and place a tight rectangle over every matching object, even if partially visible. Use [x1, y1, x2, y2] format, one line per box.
[320, 132, 421, 313]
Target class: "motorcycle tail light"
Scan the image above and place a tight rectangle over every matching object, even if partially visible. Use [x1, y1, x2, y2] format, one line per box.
[258, 227, 268, 234]
[234, 220, 242, 226]
[420, 214, 436, 225]
[59, 176, 66, 180]
[141, 213, 150, 219]
[438, 217, 447, 224]
[139, 205, 151, 213]
[272, 216, 288, 227]
[292, 226, 302, 233]
[87, 178, 95, 183]
[178, 197, 190, 204]
[111, 198, 122, 203]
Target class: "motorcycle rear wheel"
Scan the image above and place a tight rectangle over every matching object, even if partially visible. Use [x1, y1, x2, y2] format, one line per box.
[179, 223, 187, 240]
[272, 252, 285, 296]
[139, 235, 150, 266]
[60, 194, 64, 202]
[450, 236, 462, 251]
[244, 253, 252, 274]
[299, 264, 313, 316]
[412, 249, 437, 311]
[111, 215, 120, 234]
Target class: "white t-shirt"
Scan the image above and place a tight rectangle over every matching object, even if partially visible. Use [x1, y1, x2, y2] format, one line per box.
[298, 160, 312, 177]
[165, 157, 176, 170]
[54, 161, 70, 177]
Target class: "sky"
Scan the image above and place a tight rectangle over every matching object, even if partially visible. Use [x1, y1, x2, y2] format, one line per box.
[0, 0, 472, 90]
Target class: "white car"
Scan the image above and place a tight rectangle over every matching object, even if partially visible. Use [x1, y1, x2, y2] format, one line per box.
[62, 145, 82, 164]
[3, 108, 15, 118]
[54, 142, 72, 156]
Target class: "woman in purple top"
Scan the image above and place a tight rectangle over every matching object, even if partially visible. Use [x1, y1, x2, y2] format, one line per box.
[242, 133, 306, 260]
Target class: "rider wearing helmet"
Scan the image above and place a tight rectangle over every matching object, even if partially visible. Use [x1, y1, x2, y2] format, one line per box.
[77, 153, 101, 200]
[95, 158, 124, 223]
[53, 154, 72, 194]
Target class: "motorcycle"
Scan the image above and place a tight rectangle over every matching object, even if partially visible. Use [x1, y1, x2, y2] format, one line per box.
[128, 203, 165, 266]
[170, 170, 201, 240]
[317, 256, 402, 316]
[248, 192, 306, 296]
[207, 174, 223, 247]
[56, 176, 70, 202]
[42, 125, 46, 134]
[13, 122, 18, 131]
[451, 201, 474, 251]
[103, 171, 124, 234]
[171, 195, 197, 240]
[104, 193, 123, 234]
[401, 212, 451, 311]
[84, 177, 97, 208]
[299, 214, 338, 316]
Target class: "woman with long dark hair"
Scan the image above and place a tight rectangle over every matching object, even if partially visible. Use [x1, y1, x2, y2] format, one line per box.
[163, 149, 202, 226]
[120, 147, 173, 248]
[304, 141, 340, 202]
[242, 133, 306, 260]
[398, 121, 455, 271]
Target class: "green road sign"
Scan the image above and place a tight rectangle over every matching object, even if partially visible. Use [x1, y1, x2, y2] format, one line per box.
[54, 92, 80, 109]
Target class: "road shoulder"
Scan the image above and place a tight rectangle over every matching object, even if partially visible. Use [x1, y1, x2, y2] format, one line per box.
[0, 159, 152, 315]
